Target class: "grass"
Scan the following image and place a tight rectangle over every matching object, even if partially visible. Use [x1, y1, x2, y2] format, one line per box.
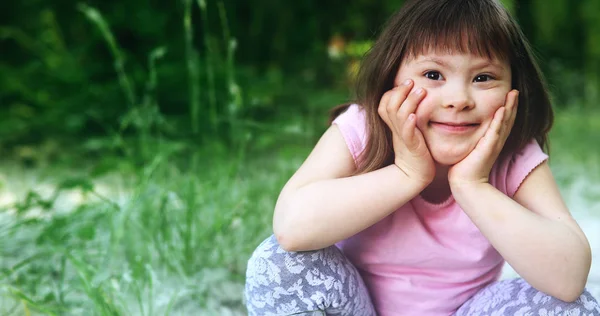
[0, 71, 341, 313]
[547, 107, 600, 194]
[0, 3, 346, 313]
[0, 138, 308, 315]
[550, 107, 600, 164]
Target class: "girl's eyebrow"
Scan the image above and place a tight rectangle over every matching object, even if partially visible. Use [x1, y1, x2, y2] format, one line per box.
[469, 60, 505, 72]
[416, 57, 505, 72]
[416, 57, 451, 68]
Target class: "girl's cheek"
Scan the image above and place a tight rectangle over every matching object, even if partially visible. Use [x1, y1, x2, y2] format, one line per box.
[412, 78, 433, 90]
[478, 90, 508, 114]
[488, 96, 507, 114]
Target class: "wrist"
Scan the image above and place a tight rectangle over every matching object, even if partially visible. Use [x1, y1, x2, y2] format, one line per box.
[391, 163, 433, 190]
[450, 180, 491, 200]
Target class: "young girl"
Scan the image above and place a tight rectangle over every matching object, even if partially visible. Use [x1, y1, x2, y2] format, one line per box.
[245, 0, 600, 315]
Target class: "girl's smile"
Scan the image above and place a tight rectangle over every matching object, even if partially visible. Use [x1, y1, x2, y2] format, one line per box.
[394, 52, 512, 166]
[429, 121, 480, 134]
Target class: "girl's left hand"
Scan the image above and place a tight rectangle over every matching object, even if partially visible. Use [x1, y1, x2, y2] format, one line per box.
[448, 90, 519, 190]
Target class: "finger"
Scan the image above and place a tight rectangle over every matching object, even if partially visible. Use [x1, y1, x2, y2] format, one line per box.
[378, 85, 405, 126]
[383, 81, 412, 133]
[402, 113, 418, 150]
[398, 87, 426, 121]
[497, 90, 518, 137]
[378, 89, 396, 126]
[378, 81, 412, 126]
[506, 89, 519, 110]
[503, 90, 519, 126]
[476, 107, 505, 154]
[490, 106, 506, 137]
[387, 80, 414, 119]
[508, 90, 519, 123]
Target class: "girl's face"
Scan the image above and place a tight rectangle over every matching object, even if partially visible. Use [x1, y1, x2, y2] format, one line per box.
[394, 52, 512, 166]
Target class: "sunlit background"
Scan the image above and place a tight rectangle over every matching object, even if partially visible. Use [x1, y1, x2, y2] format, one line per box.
[1, 0, 599, 315]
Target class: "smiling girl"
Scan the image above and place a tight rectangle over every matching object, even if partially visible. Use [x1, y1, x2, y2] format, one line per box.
[245, 0, 600, 315]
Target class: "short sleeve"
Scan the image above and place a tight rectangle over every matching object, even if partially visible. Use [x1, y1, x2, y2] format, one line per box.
[332, 104, 368, 167]
[489, 139, 549, 197]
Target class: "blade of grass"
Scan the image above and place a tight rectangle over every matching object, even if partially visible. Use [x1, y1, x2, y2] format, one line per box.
[65, 252, 122, 315]
[78, 3, 136, 108]
[4, 286, 59, 316]
[183, 0, 202, 136]
[196, 0, 218, 133]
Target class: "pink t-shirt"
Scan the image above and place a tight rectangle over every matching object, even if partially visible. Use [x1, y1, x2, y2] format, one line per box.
[332, 104, 548, 316]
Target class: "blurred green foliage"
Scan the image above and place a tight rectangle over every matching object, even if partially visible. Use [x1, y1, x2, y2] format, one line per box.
[0, 0, 599, 154]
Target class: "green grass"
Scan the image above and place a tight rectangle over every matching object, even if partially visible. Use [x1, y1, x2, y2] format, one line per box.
[0, 6, 345, 308]
[548, 107, 600, 192]
[0, 136, 311, 315]
[550, 107, 600, 164]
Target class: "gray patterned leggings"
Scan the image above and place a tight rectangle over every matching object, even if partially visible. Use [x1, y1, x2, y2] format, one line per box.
[245, 235, 600, 316]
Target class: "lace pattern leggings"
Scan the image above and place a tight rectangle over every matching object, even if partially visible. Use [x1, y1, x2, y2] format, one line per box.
[245, 235, 600, 316]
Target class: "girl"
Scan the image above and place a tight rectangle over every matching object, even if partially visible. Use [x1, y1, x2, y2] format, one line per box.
[245, 0, 600, 315]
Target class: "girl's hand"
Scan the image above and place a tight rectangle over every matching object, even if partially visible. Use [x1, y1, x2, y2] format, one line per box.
[448, 90, 519, 190]
[378, 79, 435, 185]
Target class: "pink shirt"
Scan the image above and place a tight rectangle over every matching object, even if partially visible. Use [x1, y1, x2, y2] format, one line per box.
[332, 104, 548, 316]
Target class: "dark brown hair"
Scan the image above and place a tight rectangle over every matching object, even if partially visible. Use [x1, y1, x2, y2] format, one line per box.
[330, 0, 553, 175]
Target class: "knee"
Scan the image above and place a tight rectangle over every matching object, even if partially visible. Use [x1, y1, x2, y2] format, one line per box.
[245, 234, 342, 287]
[245, 234, 305, 286]
[570, 288, 600, 309]
[515, 279, 600, 313]
[245, 234, 316, 304]
[457, 279, 600, 316]
[244, 236, 358, 315]
[246, 235, 280, 277]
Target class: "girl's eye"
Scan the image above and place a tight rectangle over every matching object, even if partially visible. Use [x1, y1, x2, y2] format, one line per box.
[424, 71, 443, 81]
[474, 75, 493, 82]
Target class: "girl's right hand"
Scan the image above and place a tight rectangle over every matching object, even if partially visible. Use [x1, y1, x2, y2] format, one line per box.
[377, 79, 435, 185]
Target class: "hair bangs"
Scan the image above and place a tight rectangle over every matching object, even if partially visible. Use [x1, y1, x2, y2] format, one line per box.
[403, 0, 512, 62]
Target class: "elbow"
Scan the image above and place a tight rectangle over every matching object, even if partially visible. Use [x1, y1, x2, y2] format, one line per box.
[555, 236, 593, 302]
[273, 203, 305, 252]
[274, 213, 322, 252]
[273, 217, 294, 252]
[560, 276, 591, 303]
[549, 259, 591, 303]
[274, 229, 302, 252]
[274, 220, 311, 252]
[273, 196, 327, 252]
[275, 225, 331, 252]
[553, 285, 586, 303]
[537, 277, 587, 303]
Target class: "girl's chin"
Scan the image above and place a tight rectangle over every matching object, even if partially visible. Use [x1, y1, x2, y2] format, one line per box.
[430, 149, 472, 166]
[433, 157, 464, 166]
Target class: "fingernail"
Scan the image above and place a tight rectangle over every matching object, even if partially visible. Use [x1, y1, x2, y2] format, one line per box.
[403, 79, 412, 86]
[415, 88, 424, 95]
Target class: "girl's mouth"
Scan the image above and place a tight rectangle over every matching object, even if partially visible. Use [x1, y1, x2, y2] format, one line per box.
[430, 121, 480, 133]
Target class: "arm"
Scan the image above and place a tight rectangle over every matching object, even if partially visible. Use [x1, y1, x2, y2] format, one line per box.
[452, 161, 592, 302]
[275, 80, 434, 252]
[273, 125, 427, 252]
[448, 90, 591, 302]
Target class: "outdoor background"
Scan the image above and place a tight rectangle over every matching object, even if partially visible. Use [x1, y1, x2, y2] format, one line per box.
[1, 0, 599, 315]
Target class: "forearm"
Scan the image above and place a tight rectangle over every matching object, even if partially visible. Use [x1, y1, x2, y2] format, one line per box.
[453, 183, 591, 301]
[274, 165, 427, 251]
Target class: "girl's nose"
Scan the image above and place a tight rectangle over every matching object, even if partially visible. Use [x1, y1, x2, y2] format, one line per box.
[442, 87, 475, 110]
